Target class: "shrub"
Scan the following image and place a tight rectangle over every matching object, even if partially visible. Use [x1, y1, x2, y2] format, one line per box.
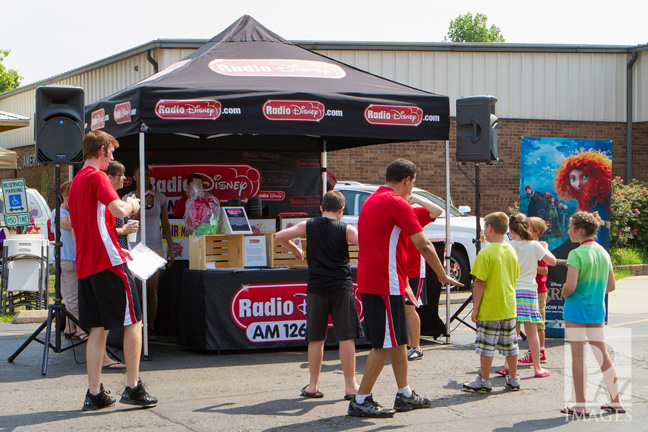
[610, 247, 648, 266]
[507, 200, 520, 215]
[610, 177, 648, 250]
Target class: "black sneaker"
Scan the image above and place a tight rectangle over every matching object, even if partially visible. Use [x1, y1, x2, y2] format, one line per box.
[393, 390, 432, 412]
[82, 383, 116, 411]
[348, 396, 396, 418]
[120, 379, 158, 407]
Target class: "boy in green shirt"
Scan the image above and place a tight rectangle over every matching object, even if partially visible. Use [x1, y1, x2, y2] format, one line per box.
[463, 212, 521, 393]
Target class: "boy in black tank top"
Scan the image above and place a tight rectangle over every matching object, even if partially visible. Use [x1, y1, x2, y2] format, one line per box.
[276, 191, 363, 400]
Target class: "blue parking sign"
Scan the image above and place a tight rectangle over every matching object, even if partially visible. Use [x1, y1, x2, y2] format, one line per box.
[9, 194, 23, 208]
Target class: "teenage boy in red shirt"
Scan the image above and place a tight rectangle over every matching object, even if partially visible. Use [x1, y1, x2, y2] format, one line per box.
[69, 131, 157, 411]
[348, 159, 462, 418]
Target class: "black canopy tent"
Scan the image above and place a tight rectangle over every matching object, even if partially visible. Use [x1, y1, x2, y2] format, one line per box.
[84, 15, 456, 349]
[85, 15, 449, 149]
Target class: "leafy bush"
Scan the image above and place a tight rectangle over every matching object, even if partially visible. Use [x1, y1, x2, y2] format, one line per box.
[507, 200, 520, 216]
[610, 177, 648, 250]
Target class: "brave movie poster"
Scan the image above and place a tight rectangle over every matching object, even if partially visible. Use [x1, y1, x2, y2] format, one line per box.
[519, 137, 612, 337]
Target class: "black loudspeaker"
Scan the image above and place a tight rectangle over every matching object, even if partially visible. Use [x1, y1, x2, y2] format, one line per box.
[35, 86, 85, 164]
[456, 96, 499, 164]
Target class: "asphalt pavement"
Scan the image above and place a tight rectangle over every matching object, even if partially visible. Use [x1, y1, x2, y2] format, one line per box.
[0, 277, 646, 431]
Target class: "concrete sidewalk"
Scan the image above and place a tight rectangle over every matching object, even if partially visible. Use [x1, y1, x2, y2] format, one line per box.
[0, 278, 645, 431]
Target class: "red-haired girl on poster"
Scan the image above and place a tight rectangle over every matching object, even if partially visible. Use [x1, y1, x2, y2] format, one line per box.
[554, 151, 612, 249]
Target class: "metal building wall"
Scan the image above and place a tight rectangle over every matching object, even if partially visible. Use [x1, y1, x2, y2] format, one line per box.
[314, 49, 630, 122]
[635, 50, 648, 121]
[2, 43, 645, 152]
[0, 49, 193, 150]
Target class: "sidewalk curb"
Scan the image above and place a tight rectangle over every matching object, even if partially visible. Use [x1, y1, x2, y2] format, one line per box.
[614, 264, 648, 276]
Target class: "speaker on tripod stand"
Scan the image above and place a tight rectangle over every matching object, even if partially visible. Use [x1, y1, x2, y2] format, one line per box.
[9, 86, 119, 374]
[448, 96, 499, 332]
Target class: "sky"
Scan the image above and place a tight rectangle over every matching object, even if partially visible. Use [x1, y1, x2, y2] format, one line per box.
[2, 0, 647, 86]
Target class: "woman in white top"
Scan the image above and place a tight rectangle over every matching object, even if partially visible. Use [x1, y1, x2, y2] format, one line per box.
[508, 213, 556, 378]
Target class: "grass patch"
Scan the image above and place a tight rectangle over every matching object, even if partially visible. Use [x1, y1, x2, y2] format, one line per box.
[1, 313, 15, 323]
[614, 268, 634, 281]
[610, 247, 648, 266]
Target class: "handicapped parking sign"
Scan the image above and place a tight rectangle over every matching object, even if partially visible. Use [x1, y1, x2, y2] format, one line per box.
[1, 178, 29, 214]
[9, 194, 23, 208]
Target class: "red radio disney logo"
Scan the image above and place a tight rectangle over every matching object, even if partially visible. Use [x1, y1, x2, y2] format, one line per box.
[149, 163, 261, 202]
[90, 109, 105, 131]
[209, 59, 346, 79]
[230, 282, 363, 342]
[231, 282, 307, 319]
[154, 99, 222, 120]
[289, 196, 321, 207]
[257, 191, 286, 201]
[364, 104, 423, 127]
[113, 102, 132, 125]
[263, 100, 325, 122]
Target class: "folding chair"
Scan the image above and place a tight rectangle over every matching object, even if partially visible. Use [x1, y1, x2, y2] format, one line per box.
[1, 234, 49, 315]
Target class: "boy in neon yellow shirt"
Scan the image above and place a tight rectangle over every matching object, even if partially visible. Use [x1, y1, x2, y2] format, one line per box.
[463, 212, 520, 393]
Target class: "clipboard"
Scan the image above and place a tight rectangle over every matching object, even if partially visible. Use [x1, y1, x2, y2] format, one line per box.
[126, 243, 167, 280]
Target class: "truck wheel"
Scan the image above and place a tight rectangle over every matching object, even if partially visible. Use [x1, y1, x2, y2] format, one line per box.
[449, 249, 471, 288]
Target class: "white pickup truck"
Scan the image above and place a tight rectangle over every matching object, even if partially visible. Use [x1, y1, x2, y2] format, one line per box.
[334, 181, 484, 287]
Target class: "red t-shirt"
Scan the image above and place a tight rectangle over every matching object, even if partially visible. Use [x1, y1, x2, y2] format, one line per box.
[357, 186, 423, 296]
[69, 166, 125, 279]
[407, 207, 435, 278]
[536, 260, 548, 293]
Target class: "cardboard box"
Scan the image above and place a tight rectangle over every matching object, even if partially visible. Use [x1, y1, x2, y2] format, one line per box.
[189, 234, 244, 270]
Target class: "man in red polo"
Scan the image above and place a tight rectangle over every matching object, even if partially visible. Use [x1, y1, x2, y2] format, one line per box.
[348, 159, 462, 418]
[69, 130, 157, 411]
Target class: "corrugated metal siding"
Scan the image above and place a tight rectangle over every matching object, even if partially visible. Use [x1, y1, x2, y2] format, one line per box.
[1, 45, 643, 151]
[635, 50, 648, 121]
[314, 49, 629, 121]
[0, 49, 198, 149]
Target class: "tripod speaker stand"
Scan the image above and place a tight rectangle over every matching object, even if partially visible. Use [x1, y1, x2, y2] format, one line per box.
[448, 164, 481, 332]
[8, 164, 121, 375]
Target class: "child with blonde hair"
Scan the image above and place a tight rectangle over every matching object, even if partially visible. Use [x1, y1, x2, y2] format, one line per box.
[507, 213, 556, 378]
[517, 216, 550, 364]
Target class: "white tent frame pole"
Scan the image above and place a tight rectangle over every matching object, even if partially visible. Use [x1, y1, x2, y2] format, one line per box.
[139, 132, 149, 358]
[321, 139, 327, 197]
[444, 139, 453, 344]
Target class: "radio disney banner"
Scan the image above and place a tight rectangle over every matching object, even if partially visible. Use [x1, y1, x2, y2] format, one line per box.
[231, 282, 364, 343]
[177, 268, 365, 351]
[150, 163, 261, 206]
[117, 151, 323, 220]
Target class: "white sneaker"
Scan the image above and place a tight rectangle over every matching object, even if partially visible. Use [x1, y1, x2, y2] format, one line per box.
[506, 375, 520, 391]
[462, 374, 492, 393]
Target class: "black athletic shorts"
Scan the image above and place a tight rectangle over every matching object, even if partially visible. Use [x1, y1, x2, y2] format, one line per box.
[360, 293, 408, 349]
[78, 264, 142, 330]
[307, 290, 364, 342]
[405, 277, 428, 306]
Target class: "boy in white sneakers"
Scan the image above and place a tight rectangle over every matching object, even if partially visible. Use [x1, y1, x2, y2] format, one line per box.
[463, 212, 521, 393]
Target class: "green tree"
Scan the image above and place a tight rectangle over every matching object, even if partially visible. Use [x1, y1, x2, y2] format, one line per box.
[0, 50, 23, 93]
[444, 13, 505, 43]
